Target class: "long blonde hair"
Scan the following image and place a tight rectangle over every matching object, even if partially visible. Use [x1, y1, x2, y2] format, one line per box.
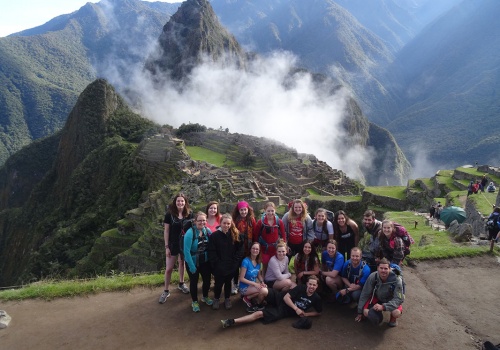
[288, 199, 308, 224]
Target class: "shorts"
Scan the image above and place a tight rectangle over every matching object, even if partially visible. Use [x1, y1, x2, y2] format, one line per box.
[168, 240, 181, 257]
[264, 280, 275, 289]
[261, 289, 293, 324]
[363, 296, 403, 313]
[488, 230, 499, 240]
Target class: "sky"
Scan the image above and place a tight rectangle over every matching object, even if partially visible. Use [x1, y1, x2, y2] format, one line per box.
[0, 0, 180, 37]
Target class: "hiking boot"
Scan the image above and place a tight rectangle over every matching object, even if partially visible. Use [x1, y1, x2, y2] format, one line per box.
[242, 296, 253, 308]
[158, 290, 170, 304]
[221, 319, 232, 329]
[201, 296, 213, 306]
[388, 316, 398, 327]
[212, 299, 220, 310]
[224, 298, 232, 310]
[192, 301, 200, 312]
[178, 283, 190, 294]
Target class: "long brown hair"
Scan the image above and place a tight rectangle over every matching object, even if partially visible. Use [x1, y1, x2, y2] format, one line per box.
[168, 193, 191, 217]
[231, 201, 255, 226]
[248, 242, 262, 265]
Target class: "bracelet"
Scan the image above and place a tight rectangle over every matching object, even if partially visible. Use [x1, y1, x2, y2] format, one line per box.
[165, 245, 169, 248]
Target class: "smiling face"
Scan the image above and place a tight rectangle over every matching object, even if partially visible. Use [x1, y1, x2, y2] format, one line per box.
[250, 243, 260, 258]
[208, 204, 218, 218]
[293, 203, 303, 216]
[239, 207, 248, 218]
[337, 214, 346, 227]
[175, 196, 185, 210]
[306, 278, 319, 294]
[315, 211, 326, 224]
[363, 215, 374, 229]
[265, 205, 276, 219]
[350, 249, 361, 267]
[276, 245, 287, 260]
[326, 242, 336, 257]
[195, 214, 207, 230]
[220, 217, 232, 233]
[377, 263, 390, 281]
[382, 222, 393, 237]
[303, 242, 312, 255]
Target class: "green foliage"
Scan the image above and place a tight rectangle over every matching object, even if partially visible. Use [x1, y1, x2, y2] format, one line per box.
[239, 150, 257, 167]
[364, 186, 407, 199]
[185, 146, 241, 168]
[107, 109, 160, 142]
[175, 123, 207, 137]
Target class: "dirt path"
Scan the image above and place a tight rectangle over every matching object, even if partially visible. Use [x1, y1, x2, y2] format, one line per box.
[1, 255, 499, 350]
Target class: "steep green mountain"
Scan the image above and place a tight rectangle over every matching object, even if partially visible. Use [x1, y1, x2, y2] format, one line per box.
[0, 0, 179, 165]
[385, 0, 500, 166]
[0, 79, 161, 286]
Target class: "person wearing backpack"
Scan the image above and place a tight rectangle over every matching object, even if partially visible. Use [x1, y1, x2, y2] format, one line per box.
[378, 220, 407, 266]
[337, 247, 371, 304]
[355, 258, 404, 327]
[311, 208, 334, 251]
[184, 212, 213, 312]
[208, 214, 245, 310]
[282, 199, 314, 257]
[159, 193, 193, 304]
[486, 207, 500, 251]
[253, 202, 286, 276]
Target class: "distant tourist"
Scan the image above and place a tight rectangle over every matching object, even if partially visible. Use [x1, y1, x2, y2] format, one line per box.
[435, 202, 443, 220]
[282, 199, 314, 257]
[480, 174, 488, 192]
[487, 182, 496, 193]
[159, 193, 192, 304]
[333, 210, 359, 260]
[231, 201, 257, 295]
[486, 207, 500, 251]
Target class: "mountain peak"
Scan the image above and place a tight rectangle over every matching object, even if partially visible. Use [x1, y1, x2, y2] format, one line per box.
[145, 0, 247, 81]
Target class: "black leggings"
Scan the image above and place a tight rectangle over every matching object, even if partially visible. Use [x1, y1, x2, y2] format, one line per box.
[214, 273, 233, 299]
[186, 261, 212, 302]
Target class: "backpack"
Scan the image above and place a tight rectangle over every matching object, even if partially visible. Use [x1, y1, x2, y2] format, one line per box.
[393, 223, 414, 257]
[177, 216, 194, 259]
[258, 213, 282, 250]
[345, 260, 367, 284]
[372, 263, 406, 296]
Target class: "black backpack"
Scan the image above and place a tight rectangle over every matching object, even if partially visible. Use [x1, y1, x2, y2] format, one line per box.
[177, 216, 194, 259]
[486, 215, 500, 233]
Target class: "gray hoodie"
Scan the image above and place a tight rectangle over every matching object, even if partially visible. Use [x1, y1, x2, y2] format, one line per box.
[357, 270, 404, 314]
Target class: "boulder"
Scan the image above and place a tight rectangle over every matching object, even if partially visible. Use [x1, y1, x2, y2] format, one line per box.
[454, 223, 473, 242]
[448, 220, 460, 236]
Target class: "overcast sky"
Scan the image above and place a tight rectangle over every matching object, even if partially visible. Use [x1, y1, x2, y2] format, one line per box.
[0, 0, 181, 37]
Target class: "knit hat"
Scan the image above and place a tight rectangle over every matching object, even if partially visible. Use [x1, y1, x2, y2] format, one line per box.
[292, 317, 312, 329]
[237, 201, 249, 210]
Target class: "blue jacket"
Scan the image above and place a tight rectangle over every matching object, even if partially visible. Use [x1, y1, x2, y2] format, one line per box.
[184, 226, 211, 274]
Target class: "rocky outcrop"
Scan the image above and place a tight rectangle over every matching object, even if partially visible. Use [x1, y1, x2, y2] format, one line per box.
[145, 0, 247, 82]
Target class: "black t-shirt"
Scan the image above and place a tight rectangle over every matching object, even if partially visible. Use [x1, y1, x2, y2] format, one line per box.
[287, 284, 323, 314]
[164, 211, 193, 245]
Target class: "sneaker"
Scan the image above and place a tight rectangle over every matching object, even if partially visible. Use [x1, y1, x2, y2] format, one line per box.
[178, 283, 190, 294]
[246, 306, 260, 313]
[242, 296, 253, 308]
[388, 316, 398, 327]
[158, 290, 170, 304]
[192, 301, 200, 312]
[212, 299, 220, 310]
[221, 319, 232, 329]
[231, 285, 239, 295]
[201, 296, 213, 306]
[224, 298, 232, 310]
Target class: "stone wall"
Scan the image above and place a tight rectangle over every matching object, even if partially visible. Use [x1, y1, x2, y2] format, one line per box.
[361, 191, 408, 211]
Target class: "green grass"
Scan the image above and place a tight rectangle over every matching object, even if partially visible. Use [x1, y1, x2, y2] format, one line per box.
[306, 194, 362, 202]
[468, 192, 497, 215]
[0, 271, 172, 301]
[364, 186, 406, 200]
[385, 211, 493, 261]
[185, 146, 241, 168]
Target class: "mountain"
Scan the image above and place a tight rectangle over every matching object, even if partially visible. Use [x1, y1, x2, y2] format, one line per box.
[383, 0, 500, 166]
[145, 0, 247, 81]
[0, 79, 161, 286]
[0, 0, 179, 165]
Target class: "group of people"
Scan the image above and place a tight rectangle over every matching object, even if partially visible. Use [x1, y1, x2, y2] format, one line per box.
[160, 194, 405, 329]
[468, 174, 496, 196]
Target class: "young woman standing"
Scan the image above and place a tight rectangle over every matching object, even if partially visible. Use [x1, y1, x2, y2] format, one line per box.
[205, 201, 222, 233]
[183, 212, 213, 312]
[159, 193, 192, 303]
[208, 214, 244, 310]
[282, 199, 314, 257]
[231, 201, 257, 295]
